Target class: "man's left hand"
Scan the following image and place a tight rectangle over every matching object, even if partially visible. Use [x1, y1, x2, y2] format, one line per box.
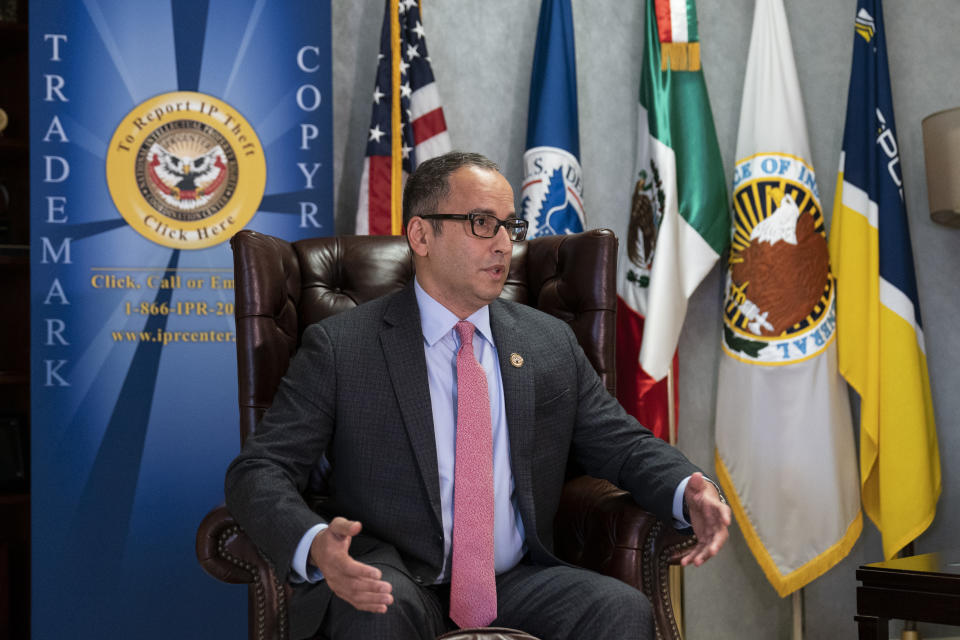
[678, 472, 731, 567]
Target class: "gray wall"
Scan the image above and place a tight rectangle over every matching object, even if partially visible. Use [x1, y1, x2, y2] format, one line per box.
[330, 1, 960, 638]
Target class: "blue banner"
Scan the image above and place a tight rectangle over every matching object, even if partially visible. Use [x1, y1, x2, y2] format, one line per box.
[29, 1, 332, 637]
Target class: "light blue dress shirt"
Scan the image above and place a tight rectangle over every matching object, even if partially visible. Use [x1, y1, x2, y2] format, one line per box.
[413, 279, 526, 580]
[291, 280, 692, 583]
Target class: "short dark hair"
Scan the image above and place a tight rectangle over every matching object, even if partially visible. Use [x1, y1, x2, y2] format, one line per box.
[402, 151, 501, 233]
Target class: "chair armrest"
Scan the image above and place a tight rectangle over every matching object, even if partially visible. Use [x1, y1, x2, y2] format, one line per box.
[196, 504, 267, 585]
[553, 476, 694, 640]
[196, 505, 292, 640]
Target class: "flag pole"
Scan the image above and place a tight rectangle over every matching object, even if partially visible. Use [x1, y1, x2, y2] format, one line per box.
[899, 542, 921, 640]
[666, 363, 684, 636]
[667, 358, 677, 447]
[792, 589, 803, 640]
[388, 0, 402, 235]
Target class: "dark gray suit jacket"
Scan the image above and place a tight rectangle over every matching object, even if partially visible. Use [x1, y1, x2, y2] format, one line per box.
[225, 285, 699, 638]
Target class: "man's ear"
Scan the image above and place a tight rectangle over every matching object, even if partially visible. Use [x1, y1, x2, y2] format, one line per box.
[406, 217, 431, 257]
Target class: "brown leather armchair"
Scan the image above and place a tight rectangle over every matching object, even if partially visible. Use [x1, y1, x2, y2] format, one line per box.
[196, 228, 693, 640]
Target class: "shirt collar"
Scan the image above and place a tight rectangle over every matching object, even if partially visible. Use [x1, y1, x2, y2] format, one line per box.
[414, 278, 493, 348]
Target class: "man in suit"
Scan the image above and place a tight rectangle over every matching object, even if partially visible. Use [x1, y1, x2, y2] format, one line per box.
[225, 151, 730, 640]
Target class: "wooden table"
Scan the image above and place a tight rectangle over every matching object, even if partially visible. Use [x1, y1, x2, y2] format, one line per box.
[856, 550, 960, 639]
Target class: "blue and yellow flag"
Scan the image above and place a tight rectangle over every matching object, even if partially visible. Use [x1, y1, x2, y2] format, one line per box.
[830, 0, 941, 560]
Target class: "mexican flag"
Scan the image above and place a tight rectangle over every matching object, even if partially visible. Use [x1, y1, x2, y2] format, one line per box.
[616, 0, 727, 441]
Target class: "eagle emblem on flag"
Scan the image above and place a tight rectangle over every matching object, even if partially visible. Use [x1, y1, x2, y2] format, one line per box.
[723, 153, 836, 364]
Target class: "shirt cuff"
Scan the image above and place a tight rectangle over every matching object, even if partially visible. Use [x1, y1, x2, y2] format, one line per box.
[672, 475, 726, 530]
[672, 476, 692, 529]
[291, 522, 328, 583]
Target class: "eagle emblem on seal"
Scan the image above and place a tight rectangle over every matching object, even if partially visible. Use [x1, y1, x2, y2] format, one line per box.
[147, 142, 228, 209]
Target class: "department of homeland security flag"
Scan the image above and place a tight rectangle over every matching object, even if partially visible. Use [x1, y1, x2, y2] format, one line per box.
[521, 0, 584, 238]
[714, 0, 862, 596]
[356, 0, 451, 235]
[617, 0, 727, 441]
[830, 0, 940, 560]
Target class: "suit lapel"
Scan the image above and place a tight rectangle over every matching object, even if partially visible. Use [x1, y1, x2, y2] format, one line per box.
[489, 300, 537, 528]
[381, 287, 444, 530]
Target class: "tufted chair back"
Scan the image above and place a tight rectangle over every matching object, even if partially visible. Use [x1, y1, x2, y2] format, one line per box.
[230, 228, 618, 446]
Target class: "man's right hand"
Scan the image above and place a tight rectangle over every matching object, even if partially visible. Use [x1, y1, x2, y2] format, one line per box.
[309, 517, 394, 613]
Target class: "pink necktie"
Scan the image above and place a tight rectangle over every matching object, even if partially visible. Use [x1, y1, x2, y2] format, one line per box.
[449, 321, 497, 629]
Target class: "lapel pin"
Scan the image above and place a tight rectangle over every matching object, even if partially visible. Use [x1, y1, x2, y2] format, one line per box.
[510, 353, 524, 368]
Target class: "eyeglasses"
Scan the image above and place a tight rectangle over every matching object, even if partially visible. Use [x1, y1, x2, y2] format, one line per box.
[419, 213, 528, 242]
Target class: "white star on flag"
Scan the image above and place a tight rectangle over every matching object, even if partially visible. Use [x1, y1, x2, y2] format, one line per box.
[412, 20, 426, 40]
[400, 82, 412, 98]
[372, 86, 384, 104]
[368, 125, 385, 142]
[406, 43, 420, 60]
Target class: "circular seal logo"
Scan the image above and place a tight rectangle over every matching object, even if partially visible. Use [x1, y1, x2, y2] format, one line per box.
[520, 146, 585, 238]
[722, 153, 836, 365]
[106, 91, 266, 249]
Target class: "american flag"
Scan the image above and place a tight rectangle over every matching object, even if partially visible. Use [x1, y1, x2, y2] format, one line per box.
[355, 0, 451, 236]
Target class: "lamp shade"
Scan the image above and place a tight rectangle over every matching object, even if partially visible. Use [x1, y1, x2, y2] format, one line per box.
[921, 106, 960, 228]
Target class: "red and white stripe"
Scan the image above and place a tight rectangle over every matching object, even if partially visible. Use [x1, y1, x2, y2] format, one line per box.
[410, 82, 451, 161]
[655, 0, 690, 43]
